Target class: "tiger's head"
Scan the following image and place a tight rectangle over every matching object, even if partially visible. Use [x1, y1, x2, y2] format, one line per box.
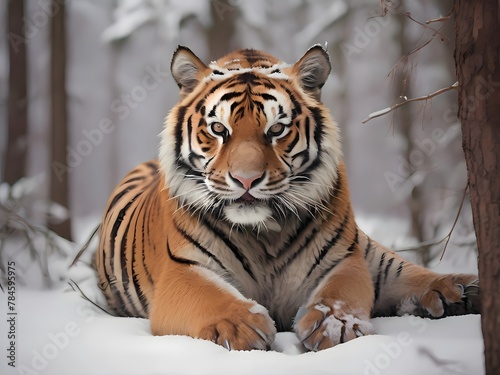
[160, 46, 342, 231]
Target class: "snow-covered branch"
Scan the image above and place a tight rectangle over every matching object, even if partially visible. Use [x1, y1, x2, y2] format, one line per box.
[362, 82, 458, 124]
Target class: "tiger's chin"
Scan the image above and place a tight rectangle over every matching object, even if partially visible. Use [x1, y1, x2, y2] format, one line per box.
[224, 201, 281, 232]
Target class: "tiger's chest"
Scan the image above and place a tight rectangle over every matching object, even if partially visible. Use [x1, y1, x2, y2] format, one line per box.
[182, 224, 329, 331]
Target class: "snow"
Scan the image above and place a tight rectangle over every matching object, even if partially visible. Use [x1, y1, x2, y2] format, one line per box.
[1, 244, 484, 375]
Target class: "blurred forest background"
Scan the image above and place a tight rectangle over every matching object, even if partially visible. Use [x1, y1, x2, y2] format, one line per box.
[0, 0, 478, 276]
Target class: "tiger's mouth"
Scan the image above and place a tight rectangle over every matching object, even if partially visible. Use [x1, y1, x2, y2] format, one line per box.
[235, 192, 258, 204]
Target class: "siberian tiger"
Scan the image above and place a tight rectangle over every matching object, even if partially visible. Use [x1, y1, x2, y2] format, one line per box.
[96, 45, 480, 351]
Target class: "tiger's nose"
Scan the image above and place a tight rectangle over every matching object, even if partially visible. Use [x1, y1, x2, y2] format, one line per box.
[229, 172, 264, 190]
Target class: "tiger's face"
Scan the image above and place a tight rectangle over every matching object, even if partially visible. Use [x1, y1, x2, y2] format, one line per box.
[160, 46, 342, 230]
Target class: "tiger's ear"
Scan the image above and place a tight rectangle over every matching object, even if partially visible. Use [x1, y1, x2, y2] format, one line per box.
[171, 46, 208, 98]
[293, 45, 331, 101]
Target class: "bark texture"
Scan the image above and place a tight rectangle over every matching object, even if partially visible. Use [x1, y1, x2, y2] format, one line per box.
[50, 0, 72, 239]
[4, 0, 28, 184]
[454, 1, 500, 373]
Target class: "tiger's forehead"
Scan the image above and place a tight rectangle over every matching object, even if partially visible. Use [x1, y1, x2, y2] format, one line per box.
[206, 48, 291, 81]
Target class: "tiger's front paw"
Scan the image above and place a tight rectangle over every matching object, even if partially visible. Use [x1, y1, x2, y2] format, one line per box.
[197, 302, 276, 351]
[418, 274, 480, 318]
[293, 299, 374, 351]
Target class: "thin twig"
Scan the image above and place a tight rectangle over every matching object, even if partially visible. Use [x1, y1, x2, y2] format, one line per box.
[439, 187, 468, 261]
[68, 279, 114, 316]
[69, 224, 100, 268]
[387, 23, 446, 77]
[394, 186, 469, 257]
[391, 7, 447, 40]
[362, 82, 458, 123]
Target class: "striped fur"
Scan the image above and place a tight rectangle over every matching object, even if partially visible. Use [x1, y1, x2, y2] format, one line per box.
[96, 46, 480, 351]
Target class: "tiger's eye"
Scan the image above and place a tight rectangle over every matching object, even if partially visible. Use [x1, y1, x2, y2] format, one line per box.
[211, 122, 227, 136]
[268, 123, 286, 137]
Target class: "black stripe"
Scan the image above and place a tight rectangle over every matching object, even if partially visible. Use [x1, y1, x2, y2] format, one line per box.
[175, 160, 203, 178]
[349, 229, 359, 251]
[108, 192, 142, 316]
[374, 252, 387, 301]
[279, 155, 292, 170]
[186, 116, 205, 166]
[383, 258, 395, 282]
[280, 85, 302, 117]
[174, 106, 187, 158]
[230, 100, 242, 113]
[309, 106, 325, 154]
[123, 176, 145, 185]
[285, 131, 300, 153]
[199, 128, 209, 139]
[291, 118, 311, 166]
[235, 72, 259, 84]
[314, 235, 358, 288]
[167, 239, 199, 266]
[174, 224, 227, 272]
[396, 261, 404, 277]
[306, 211, 349, 278]
[133, 184, 157, 313]
[220, 91, 243, 102]
[257, 93, 277, 101]
[145, 161, 159, 171]
[275, 219, 312, 259]
[202, 219, 256, 280]
[364, 238, 372, 258]
[262, 80, 275, 89]
[234, 105, 245, 119]
[207, 80, 231, 96]
[195, 98, 205, 113]
[291, 149, 310, 165]
[254, 100, 265, 112]
[208, 105, 216, 117]
[140, 190, 154, 286]
[106, 185, 137, 214]
[119, 202, 141, 317]
[130, 202, 148, 315]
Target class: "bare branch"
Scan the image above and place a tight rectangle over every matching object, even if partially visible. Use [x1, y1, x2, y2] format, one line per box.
[394, 186, 470, 258]
[69, 224, 100, 268]
[439, 186, 468, 261]
[426, 9, 453, 25]
[362, 82, 457, 124]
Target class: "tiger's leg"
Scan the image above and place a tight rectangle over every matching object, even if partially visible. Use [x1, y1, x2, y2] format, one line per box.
[293, 252, 375, 351]
[149, 260, 276, 351]
[359, 231, 480, 318]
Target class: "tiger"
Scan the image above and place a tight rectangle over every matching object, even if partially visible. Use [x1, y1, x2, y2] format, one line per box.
[95, 45, 480, 351]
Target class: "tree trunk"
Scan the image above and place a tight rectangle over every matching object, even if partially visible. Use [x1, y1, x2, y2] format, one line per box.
[208, 0, 236, 61]
[4, 0, 28, 185]
[454, 1, 500, 374]
[49, 0, 72, 240]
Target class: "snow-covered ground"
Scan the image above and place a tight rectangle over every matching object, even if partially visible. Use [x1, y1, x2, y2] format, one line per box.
[0, 231, 484, 375]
